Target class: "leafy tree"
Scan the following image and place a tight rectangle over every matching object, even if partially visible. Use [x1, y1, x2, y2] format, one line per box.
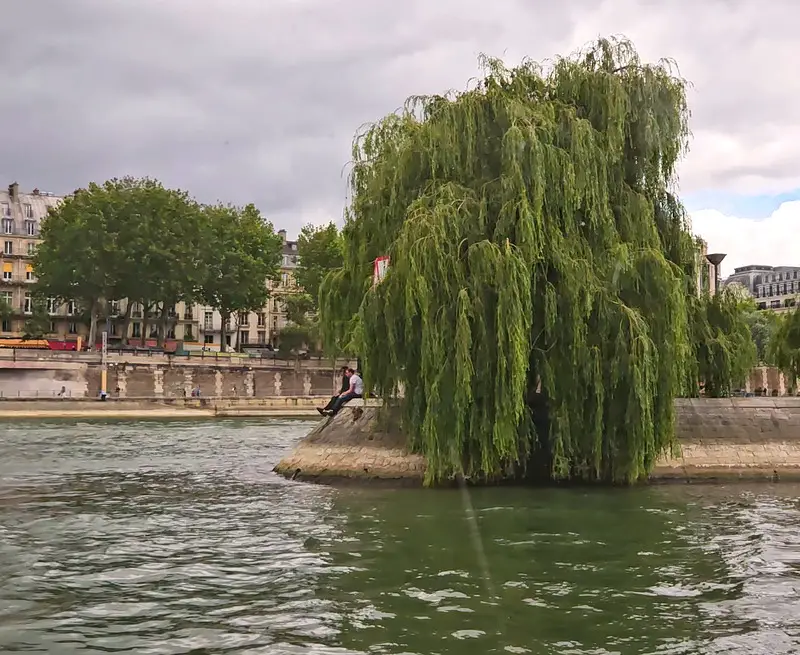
[691, 288, 757, 397]
[319, 37, 756, 486]
[284, 293, 315, 326]
[198, 203, 282, 352]
[34, 177, 202, 349]
[295, 223, 343, 304]
[744, 307, 780, 366]
[22, 296, 51, 340]
[768, 308, 800, 389]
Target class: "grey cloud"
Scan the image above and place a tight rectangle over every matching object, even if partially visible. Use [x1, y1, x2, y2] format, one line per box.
[1, 0, 795, 234]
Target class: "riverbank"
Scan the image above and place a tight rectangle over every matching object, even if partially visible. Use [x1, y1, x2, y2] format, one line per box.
[0, 397, 324, 419]
[274, 398, 800, 484]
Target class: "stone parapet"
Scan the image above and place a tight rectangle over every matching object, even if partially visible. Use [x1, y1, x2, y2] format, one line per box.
[275, 398, 800, 485]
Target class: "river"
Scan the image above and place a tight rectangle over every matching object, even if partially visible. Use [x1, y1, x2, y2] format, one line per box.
[0, 419, 798, 654]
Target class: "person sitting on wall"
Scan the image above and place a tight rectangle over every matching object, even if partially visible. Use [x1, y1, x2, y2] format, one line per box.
[324, 368, 363, 416]
[317, 366, 350, 416]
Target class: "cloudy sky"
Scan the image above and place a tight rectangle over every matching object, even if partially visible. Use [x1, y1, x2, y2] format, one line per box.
[2, 0, 798, 277]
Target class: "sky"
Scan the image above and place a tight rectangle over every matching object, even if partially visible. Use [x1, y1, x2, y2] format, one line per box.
[1, 0, 798, 279]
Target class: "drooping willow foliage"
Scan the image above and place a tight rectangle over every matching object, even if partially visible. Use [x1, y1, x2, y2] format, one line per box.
[769, 308, 800, 388]
[691, 287, 757, 397]
[320, 38, 753, 485]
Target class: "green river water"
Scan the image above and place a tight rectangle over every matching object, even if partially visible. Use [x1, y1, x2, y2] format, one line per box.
[0, 419, 799, 654]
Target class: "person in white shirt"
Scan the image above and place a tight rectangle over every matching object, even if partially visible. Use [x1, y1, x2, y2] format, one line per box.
[325, 367, 364, 416]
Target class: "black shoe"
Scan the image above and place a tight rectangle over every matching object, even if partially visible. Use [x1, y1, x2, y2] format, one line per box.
[316, 407, 326, 416]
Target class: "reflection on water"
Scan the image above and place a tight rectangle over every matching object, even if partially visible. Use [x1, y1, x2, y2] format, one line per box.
[0, 419, 798, 654]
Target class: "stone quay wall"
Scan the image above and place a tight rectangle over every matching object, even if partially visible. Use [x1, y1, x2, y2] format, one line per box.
[0, 357, 348, 399]
[275, 397, 800, 485]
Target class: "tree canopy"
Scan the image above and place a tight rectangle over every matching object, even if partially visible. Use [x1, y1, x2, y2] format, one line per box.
[319, 37, 754, 486]
[769, 308, 800, 387]
[34, 177, 282, 350]
[279, 222, 344, 354]
[198, 203, 283, 351]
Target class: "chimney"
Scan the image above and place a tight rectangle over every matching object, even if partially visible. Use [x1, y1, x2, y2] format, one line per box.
[278, 229, 287, 244]
[8, 182, 18, 200]
[32, 188, 40, 195]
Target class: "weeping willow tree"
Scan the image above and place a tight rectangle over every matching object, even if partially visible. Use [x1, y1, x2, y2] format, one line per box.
[691, 286, 757, 397]
[769, 308, 800, 390]
[320, 37, 751, 485]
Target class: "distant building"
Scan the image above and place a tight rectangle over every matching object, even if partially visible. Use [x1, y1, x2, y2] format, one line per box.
[0, 183, 84, 339]
[197, 229, 300, 350]
[723, 264, 800, 313]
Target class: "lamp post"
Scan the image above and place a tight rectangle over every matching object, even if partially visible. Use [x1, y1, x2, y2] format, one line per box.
[706, 253, 727, 296]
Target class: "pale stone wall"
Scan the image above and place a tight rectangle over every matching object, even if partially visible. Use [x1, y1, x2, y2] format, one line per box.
[276, 398, 800, 485]
[0, 360, 343, 399]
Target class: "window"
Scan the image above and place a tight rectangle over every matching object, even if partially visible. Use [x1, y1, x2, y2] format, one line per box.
[27, 242, 35, 256]
[23, 204, 33, 219]
[4, 241, 12, 255]
[257, 330, 266, 343]
[67, 300, 75, 315]
[23, 293, 32, 314]
[185, 307, 194, 320]
[239, 330, 249, 344]
[132, 303, 142, 318]
[184, 327, 195, 341]
[1, 291, 12, 306]
[257, 312, 266, 327]
[238, 311, 249, 326]
[224, 317, 231, 331]
[131, 322, 141, 338]
[204, 310, 213, 330]
[2, 218, 12, 234]
[272, 299, 279, 312]
[0, 203, 9, 217]
[68, 322, 77, 334]
[282, 255, 290, 267]
[149, 325, 158, 338]
[25, 265, 33, 281]
[281, 272, 289, 287]
[25, 221, 36, 236]
[49, 321, 57, 334]
[204, 334, 213, 344]
[168, 304, 177, 318]
[109, 322, 118, 336]
[109, 300, 120, 315]
[167, 326, 176, 339]
[2, 263, 11, 281]
[46, 298, 57, 314]
[1, 319, 10, 332]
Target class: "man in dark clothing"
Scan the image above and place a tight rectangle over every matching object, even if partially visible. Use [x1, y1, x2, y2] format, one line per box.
[326, 368, 364, 416]
[317, 367, 350, 416]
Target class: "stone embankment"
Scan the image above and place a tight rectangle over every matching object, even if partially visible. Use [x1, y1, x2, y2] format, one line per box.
[274, 397, 800, 484]
[0, 396, 324, 419]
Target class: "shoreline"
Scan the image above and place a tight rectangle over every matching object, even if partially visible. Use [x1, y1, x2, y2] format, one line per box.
[274, 401, 800, 486]
[0, 397, 325, 419]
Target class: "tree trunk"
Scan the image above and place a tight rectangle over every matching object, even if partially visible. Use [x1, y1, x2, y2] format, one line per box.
[233, 316, 241, 352]
[220, 311, 229, 352]
[157, 301, 169, 349]
[141, 300, 152, 347]
[87, 299, 98, 352]
[120, 301, 133, 345]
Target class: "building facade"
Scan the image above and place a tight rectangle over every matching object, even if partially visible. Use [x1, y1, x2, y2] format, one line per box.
[0, 183, 85, 339]
[723, 265, 800, 313]
[196, 229, 300, 350]
[1, 182, 303, 348]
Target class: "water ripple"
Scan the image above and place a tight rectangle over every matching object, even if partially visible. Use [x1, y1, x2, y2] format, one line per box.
[0, 422, 799, 654]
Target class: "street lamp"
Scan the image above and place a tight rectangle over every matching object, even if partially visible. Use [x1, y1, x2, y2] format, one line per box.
[706, 252, 727, 296]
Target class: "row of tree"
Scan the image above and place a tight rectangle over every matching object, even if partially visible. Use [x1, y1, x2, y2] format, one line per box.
[13, 176, 347, 353]
[30, 177, 283, 351]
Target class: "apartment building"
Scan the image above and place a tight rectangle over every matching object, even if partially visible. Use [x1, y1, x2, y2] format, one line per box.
[0, 183, 87, 338]
[198, 229, 299, 349]
[723, 265, 800, 313]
